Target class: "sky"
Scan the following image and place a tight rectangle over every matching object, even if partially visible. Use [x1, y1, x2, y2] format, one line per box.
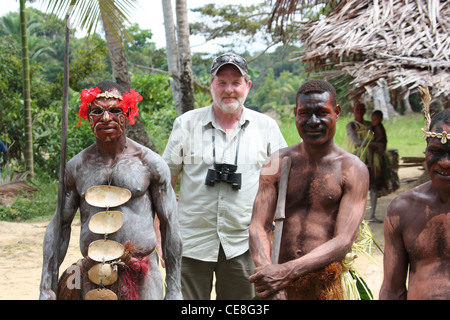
[0, 0, 265, 54]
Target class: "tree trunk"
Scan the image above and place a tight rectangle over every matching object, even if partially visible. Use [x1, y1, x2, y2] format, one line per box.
[100, 8, 156, 152]
[19, 0, 34, 179]
[176, 0, 195, 114]
[162, 0, 183, 115]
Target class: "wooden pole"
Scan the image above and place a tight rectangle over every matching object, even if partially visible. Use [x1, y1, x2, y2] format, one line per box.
[271, 157, 291, 264]
[52, 9, 71, 295]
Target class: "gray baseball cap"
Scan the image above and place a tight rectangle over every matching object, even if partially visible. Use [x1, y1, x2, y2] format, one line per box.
[210, 52, 248, 77]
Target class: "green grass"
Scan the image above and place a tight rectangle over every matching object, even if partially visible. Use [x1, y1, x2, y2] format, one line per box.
[280, 112, 426, 158]
[0, 174, 58, 222]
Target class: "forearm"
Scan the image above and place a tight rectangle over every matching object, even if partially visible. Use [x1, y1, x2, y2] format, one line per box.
[380, 217, 408, 300]
[284, 236, 354, 281]
[249, 224, 273, 268]
[161, 223, 182, 299]
[158, 188, 182, 299]
[39, 214, 72, 299]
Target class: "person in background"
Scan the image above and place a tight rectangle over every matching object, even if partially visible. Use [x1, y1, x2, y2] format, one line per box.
[346, 102, 371, 158]
[163, 52, 287, 300]
[0, 139, 8, 175]
[368, 110, 390, 222]
[346, 104, 390, 223]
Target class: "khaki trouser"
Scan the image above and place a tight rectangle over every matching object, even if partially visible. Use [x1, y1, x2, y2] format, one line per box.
[181, 246, 255, 300]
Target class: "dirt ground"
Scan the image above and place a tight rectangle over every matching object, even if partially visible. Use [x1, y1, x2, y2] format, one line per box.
[0, 166, 425, 300]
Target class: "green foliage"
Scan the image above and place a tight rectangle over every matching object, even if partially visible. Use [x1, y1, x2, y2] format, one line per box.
[248, 69, 305, 111]
[63, 37, 111, 92]
[190, 3, 275, 51]
[0, 9, 109, 176]
[141, 105, 178, 154]
[131, 73, 177, 153]
[131, 73, 173, 111]
[0, 36, 29, 161]
[0, 175, 58, 221]
[0, 3, 427, 222]
[33, 89, 95, 178]
[125, 23, 167, 75]
[382, 113, 426, 158]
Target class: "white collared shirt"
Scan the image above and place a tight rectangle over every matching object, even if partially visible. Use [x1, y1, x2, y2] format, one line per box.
[163, 105, 287, 261]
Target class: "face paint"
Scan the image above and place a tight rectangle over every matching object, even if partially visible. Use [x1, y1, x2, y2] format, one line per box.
[295, 92, 340, 145]
[89, 92, 126, 142]
[425, 122, 450, 193]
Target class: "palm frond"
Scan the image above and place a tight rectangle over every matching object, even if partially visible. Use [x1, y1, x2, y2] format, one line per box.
[356, 130, 373, 160]
[352, 220, 383, 266]
[42, 0, 137, 45]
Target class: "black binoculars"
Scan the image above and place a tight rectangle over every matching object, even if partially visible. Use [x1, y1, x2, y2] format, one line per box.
[205, 163, 242, 190]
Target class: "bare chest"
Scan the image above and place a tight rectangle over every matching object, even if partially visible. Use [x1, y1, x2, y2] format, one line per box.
[76, 155, 151, 199]
[404, 210, 450, 262]
[286, 165, 344, 213]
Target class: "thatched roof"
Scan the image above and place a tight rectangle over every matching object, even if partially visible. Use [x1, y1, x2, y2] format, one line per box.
[273, 0, 449, 103]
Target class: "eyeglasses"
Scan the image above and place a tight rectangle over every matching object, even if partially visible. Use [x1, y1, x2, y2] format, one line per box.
[211, 54, 247, 72]
[89, 107, 124, 117]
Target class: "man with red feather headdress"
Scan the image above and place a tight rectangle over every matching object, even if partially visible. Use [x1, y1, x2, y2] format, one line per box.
[39, 81, 182, 300]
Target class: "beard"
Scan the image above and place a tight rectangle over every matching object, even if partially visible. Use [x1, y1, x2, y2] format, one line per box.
[211, 92, 245, 114]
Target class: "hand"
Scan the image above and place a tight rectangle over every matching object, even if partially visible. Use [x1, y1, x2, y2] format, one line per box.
[249, 264, 291, 299]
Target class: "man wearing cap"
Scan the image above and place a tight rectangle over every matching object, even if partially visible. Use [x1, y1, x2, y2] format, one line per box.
[163, 52, 287, 299]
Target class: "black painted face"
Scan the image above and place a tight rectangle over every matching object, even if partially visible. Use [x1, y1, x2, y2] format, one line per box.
[425, 121, 450, 193]
[295, 92, 340, 146]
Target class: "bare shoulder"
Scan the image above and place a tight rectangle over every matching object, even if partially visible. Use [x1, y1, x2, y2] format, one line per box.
[264, 144, 296, 167]
[65, 143, 96, 173]
[334, 145, 368, 176]
[278, 143, 304, 162]
[390, 181, 431, 207]
[127, 138, 171, 183]
[387, 181, 432, 215]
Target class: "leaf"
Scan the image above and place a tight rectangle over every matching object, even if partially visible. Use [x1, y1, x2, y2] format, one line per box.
[351, 270, 374, 300]
[42, 0, 137, 46]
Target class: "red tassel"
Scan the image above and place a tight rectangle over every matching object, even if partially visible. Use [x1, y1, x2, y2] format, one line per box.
[120, 256, 150, 300]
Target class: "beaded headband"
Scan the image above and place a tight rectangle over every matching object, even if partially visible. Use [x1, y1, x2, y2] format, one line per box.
[419, 86, 447, 144]
[77, 87, 142, 126]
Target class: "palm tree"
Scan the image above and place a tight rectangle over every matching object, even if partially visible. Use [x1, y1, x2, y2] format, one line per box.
[162, 0, 195, 115]
[175, 0, 195, 114]
[19, 0, 34, 179]
[43, 0, 155, 150]
[162, 0, 182, 114]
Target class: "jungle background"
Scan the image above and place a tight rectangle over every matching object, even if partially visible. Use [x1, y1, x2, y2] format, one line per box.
[0, 3, 430, 222]
[0, 1, 443, 300]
